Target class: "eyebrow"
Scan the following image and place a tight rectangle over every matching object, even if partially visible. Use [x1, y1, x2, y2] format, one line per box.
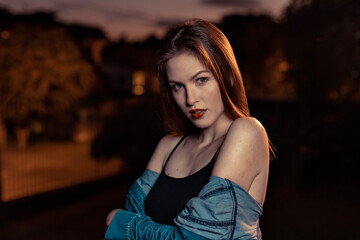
[168, 70, 210, 83]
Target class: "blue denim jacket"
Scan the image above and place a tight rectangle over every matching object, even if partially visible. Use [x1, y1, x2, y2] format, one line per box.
[105, 170, 263, 240]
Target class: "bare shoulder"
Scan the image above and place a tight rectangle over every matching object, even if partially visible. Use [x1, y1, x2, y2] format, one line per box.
[146, 134, 183, 173]
[224, 116, 269, 167]
[213, 117, 269, 202]
[228, 117, 268, 141]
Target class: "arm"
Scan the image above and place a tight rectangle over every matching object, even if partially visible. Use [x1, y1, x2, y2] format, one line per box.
[106, 210, 210, 240]
[106, 118, 268, 239]
[105, 136, 178, 227]
[212, 117, 269, 205]
[124, 135, 182, 214]
[106, 175, 263, 240]
[124, 170, 159, 215]
[175, 117, 268, 239]
[105, 169, 158, 230]
[106, 168, 210, 240]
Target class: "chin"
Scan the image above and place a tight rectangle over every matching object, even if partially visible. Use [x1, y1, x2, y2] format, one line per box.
[191, 120, 213, 129]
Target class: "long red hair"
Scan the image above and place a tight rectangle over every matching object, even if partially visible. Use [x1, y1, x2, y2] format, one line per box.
[157, 19, 250, 134]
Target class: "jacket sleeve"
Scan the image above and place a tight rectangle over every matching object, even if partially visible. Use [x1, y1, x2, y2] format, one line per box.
[107, 170, 209, 239]
[105, 210, 210, 240]
[174, 176, 263, 239]
[106, 172, 263, 240]
[124, 170, 159, 215]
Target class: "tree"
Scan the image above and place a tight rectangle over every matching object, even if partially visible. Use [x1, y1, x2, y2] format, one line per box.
[0, 15, 96, 149]
[282, 0, 360, 100]
[216, 14, 295, 99]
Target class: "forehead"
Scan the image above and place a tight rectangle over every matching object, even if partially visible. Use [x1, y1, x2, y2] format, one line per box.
[166, 52, 208, 81]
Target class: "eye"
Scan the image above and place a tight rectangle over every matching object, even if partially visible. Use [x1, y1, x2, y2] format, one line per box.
[171, 83, 183, 91]
[196, 77, 207, 84]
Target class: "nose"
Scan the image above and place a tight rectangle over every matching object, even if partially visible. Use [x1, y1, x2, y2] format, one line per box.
[185, 86, 198, 106]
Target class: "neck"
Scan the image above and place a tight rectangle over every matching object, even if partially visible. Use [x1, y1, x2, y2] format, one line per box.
[197, 114, 233, 146]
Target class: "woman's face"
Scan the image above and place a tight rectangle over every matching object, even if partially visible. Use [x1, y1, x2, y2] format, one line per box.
[166, 51, 227, 129]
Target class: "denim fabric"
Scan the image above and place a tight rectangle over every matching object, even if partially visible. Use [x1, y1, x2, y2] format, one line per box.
[106, 210, 210, 240]
[124, 170, 159, 215]
[105, 170, 263, 240]
[175, 176, 263, 239]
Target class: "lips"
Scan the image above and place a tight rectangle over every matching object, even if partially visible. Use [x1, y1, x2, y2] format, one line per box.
[189, 109, 207, 119]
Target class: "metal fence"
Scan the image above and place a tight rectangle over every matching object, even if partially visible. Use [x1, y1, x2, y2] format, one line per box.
[1, 100, 359, 202]
[0, 141, 123, 202]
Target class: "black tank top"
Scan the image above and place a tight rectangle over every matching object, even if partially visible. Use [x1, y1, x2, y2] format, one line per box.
[145, 135, 216, 225]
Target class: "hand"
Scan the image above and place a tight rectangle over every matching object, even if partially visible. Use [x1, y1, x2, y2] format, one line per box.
[106, 208, 121, 227]
[104, 208, 121, 239]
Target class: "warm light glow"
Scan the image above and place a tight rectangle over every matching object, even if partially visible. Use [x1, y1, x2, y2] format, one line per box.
[328, 90, 339, 100]
[132, 85, 145, 95]
[132, 71, 146, 85]
[1, 30, 10, 40]
[278, 61, 290, 72]
[132, 70, 146, 95]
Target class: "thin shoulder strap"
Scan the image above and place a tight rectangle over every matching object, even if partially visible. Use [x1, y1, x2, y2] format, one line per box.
[162, 135, 188, 171]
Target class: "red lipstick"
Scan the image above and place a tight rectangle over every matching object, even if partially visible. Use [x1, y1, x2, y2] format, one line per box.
[189, 109, 207, 119]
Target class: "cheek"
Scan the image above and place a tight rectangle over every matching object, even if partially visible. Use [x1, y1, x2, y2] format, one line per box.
[210, 86, 224, 110]
[172, 93, 185, 110]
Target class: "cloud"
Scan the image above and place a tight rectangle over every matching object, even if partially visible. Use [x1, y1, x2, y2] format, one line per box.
[53, 1, 83, 10]
[54, 1, 150, 24]
[154, 18, 186, 27]
[201, 0, 259, 7]
[102, 9, 148, 22]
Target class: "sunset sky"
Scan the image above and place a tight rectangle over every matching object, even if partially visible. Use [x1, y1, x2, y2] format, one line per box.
[0, 0, 291, 41]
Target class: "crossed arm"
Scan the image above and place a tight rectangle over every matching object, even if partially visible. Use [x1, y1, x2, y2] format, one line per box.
[105, 170, 210, 240]
[105, 117, 269, 240]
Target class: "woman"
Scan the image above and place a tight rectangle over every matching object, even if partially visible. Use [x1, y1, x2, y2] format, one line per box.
[105, 19, 270, 240]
